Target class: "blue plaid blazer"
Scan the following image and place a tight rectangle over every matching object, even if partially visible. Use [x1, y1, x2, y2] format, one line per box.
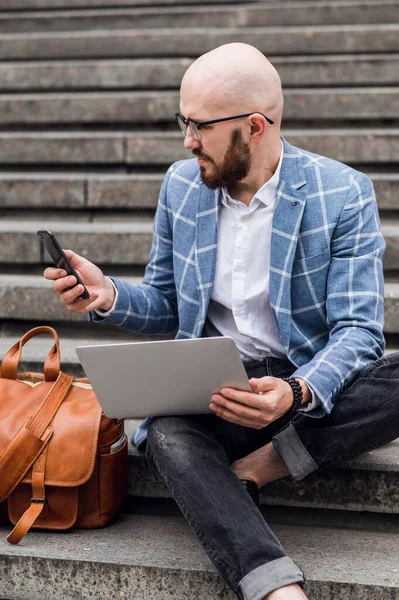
[90, 137, 385, 448]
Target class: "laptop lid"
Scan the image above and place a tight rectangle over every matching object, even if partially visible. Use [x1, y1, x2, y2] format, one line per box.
[76, 336, 251, 419]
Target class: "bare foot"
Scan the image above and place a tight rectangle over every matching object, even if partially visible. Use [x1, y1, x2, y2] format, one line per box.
[231, 442, 289, 488]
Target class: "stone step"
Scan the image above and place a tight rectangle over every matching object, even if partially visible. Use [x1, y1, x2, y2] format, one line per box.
[0, 330, 173, 377]
[0, 173, 164, 209]
[1, 88, 399, 125]
[0, 129, 398, 166]
[1, 512, 399, 599]
[1, 275, 398, 334]
[0, 218, 397, 269]
[2, 54, 399, 92]
[0, 274, 139, 323]
[381, 221, 399, 273]
[0, 24, 398, 60]
[0, 219, 153, 265]
[0, 329, 397, 379]
[126, 129, 399, 166]
[385, 283, 399, 332]
[0, 171, 397, 211]
[126, 416, 399, 514]
[0, 1, 398, 33]
[4, 0, 245, 7]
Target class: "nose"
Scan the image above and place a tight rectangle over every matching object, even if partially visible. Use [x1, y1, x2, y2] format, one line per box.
[183, 127, 201, 151]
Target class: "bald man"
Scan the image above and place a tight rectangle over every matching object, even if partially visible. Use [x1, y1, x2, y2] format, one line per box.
[45, 44, 399, 600]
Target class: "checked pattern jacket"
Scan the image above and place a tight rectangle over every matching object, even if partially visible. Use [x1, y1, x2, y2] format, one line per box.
[90, 137, 386, 446]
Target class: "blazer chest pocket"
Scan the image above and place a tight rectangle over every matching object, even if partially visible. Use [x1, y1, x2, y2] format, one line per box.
[292, 248, 330, 278]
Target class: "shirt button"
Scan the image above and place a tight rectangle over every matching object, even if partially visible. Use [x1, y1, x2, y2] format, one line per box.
[234, 309, 242, 316]
[240, 216, 247, 223]
[234, 263, 242, 271]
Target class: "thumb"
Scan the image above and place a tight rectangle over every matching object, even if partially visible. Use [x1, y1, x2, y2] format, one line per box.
[82, 293, 104, 313]
[249, 376, 277, 394]
[63, 249, 86, 269]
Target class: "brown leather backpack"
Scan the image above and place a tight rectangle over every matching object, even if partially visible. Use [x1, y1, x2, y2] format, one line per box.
[0, 326, 128, 545]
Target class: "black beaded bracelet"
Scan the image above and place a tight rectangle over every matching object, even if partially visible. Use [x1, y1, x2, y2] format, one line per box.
[282, 377, 303, 413]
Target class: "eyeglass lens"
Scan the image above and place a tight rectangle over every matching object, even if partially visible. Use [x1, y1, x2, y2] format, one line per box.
[176, 115, 201, 141]
[176, 114, 186, 136]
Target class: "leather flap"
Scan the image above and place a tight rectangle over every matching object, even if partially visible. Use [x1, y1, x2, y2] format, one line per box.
[8, 484, 78, 529]
[0, 376, 102, 487]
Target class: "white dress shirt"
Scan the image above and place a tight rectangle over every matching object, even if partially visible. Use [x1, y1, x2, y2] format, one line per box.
[205, 147, 286, 362]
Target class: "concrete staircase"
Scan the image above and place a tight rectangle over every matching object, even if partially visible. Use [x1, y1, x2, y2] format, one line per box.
[1, 0, 399, 598]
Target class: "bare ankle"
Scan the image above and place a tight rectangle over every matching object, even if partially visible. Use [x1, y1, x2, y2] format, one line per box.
[264, 583, 308, 599]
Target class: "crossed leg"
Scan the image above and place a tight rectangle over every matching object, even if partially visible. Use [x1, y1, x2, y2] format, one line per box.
[232, 353, 399, 488]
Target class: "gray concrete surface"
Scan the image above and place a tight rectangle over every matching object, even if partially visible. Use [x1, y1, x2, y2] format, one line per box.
[126, 129, 399, 165]
[2, 55, 398, 92]
[0, 25, 398, 60]
[0, 220, 153, 265]
[0, 513, 399, 599]
[0, 1, 398, 33]
[1, 276, 399, 333]
[87, 174, 163, 208]
[0, 331, 173, 378]
[0, 174, 163, 209]
[0, 131, 125, 164]
[3, 0, 244, 7]
[0, 129, 398, 166]
[0, 58, 191, 91]
[0, 175, 85, 208]
[0, 218, 397, 268]
[380, 221, 399, 271]
[0, 171, 397, 210]
[0, 88, 398, 124]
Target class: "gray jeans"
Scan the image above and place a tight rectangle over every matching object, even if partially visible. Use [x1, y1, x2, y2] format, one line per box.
[145, 353, 399, 600]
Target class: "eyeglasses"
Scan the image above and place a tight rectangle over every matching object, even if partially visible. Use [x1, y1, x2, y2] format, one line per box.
[175, 112, 274, 142]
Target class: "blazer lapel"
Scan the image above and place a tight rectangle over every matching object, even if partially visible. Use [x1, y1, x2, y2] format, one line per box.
[270, 138, 307, 350]
[195, 183, 221, 335]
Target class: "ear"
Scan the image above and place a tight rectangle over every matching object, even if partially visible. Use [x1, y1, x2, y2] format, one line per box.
[249, 114, 268, 143]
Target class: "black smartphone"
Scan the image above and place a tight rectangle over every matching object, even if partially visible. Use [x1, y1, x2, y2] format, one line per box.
[37, 230, 91, 300]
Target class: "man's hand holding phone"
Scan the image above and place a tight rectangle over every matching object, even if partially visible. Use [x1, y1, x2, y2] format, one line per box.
[43, 249, 116, 314]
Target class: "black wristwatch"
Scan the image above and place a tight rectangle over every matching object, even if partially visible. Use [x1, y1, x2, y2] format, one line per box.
[282, 377, 303, 413]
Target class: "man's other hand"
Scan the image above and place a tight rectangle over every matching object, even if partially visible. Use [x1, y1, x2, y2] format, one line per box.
[43, 249, 116, 314]
[209, 376, 310, 429]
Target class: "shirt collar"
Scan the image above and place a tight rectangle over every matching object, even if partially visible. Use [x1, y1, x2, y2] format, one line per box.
[221, 141, 284, 208]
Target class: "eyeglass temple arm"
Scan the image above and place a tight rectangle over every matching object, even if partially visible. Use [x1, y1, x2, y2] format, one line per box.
[196, 113, 274, 129]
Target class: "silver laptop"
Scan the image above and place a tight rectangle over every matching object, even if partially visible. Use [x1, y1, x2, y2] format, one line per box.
[76, 336, 251, 419]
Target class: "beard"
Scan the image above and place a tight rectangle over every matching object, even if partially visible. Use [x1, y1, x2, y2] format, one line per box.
[193, 128, 252, 190]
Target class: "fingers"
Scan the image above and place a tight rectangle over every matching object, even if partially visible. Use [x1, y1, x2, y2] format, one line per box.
[55, 287, 103, 314]
[52, 274, 77, 295]
[43, 250, 84, 281]
[49, 275, 98, 312]
[67, 294, 100, 314]
[218, 387, 266, 409]
[210, 393, 267, 428]
[61, 285, 99, 313]
[44, 267, 67, 281]
[210, 400, 262, 429]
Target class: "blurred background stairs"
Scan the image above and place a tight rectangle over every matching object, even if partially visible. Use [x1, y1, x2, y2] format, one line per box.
[0, 1, 399, 599]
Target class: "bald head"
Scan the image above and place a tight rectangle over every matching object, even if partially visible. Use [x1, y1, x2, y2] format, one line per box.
[180, 43, 283, 126]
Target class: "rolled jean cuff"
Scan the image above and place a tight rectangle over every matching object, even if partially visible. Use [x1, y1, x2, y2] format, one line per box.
[272, 423, 319, 481]
[239, 556, 305, 600]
